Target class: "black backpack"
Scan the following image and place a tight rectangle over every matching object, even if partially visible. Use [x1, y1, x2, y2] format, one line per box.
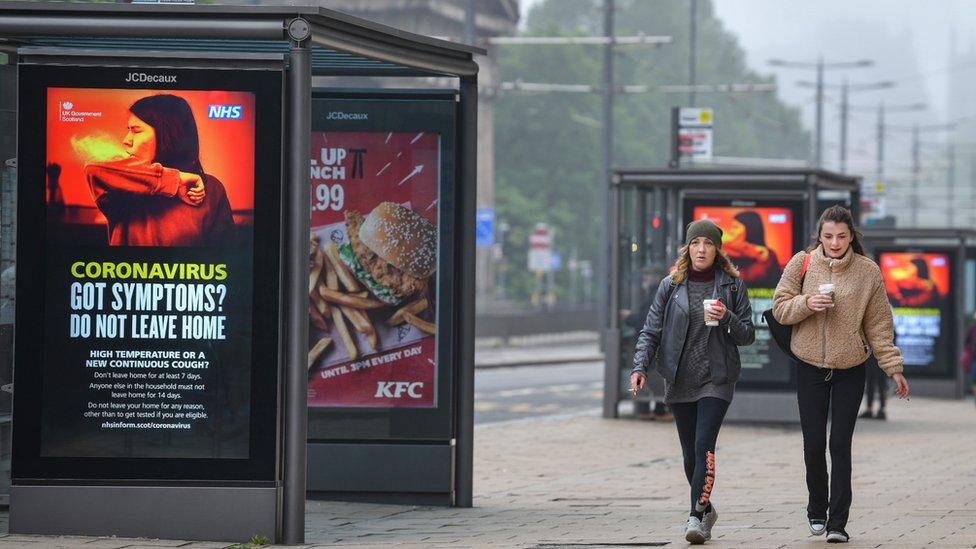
[761, 252, 810, 361]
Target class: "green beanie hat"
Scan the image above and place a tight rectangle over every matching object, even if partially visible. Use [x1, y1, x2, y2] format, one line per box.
[685, 219, 723, 248]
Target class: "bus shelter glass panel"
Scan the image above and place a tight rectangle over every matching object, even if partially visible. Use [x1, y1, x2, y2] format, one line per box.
[307, 92, 456, 441]
[683, 196, 805, 389]
[616, 185, 672, 404]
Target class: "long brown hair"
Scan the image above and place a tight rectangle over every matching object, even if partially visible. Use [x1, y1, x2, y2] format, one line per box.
[670, 244, 740, 284]
[807, 205, 866, 255]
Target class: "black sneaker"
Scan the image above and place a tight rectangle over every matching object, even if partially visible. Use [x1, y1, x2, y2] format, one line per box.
[826, 529, 849, 543]
[809, 518, 826, 536]
[858, 410, 873, 419]
[876, 410, 886, 420]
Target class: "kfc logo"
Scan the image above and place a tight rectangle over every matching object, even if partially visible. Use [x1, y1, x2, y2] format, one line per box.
[374, 381, 424, 399]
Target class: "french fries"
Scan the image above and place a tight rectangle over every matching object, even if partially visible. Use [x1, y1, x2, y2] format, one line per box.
[340, 305, 377, 350]
[324, 241, 363, 292]
[403, 311, 436, 335]
[309, 248, 324, 294]
[318, 286, 385, 309]
[308, 336, 332, 369]
[387, 298, 429, 326]
[330, 304, 357, 361]
[309, 300, 328, 331]
[311, 230, 437, 364]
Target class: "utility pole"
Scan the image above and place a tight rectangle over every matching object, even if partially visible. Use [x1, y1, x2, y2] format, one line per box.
[947, 142, 956, 227]
[911, 122, 920, 227]
[464, 0, 476, 46]
[840, 78, 848, 172]
[769, 56, 873, 167]
[689, 0, 698, 107]
[815, 56, 823, 167]
[797, 78, 892, 173]
[877, 102, 885, 185]
[599, 0, 614, 348]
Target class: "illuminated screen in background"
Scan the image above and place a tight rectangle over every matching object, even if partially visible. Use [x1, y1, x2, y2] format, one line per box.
[879, 252, 951, 369]
[691, 206, 793, 289]
[687, 202, 801, 385]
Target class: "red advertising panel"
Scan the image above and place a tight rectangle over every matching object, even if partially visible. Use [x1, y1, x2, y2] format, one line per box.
[307, 132, 439, 408]
[684, 199, 805, 387]
[879, 252, 952, 372]
[691, 205, 793, 288]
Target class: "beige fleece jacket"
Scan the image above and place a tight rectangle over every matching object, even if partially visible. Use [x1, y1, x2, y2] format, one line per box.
[772, 246, 905, 376]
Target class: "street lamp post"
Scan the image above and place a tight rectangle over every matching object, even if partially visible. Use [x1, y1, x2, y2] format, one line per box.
[797, 78, 893, 173]
[769, 56, 873, 167]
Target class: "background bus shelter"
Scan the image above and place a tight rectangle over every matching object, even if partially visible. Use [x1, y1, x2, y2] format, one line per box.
[861, 228, 976, 399]
[0, 3, 480, 544]
[606, 168, 859, 423]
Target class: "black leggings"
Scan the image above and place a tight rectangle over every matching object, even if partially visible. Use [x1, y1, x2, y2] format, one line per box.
[864, 357, 887, 411]
[796, 361, 865, 531]
[671, 397, 729, 517]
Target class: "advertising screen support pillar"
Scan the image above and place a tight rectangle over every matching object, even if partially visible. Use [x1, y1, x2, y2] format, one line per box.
[283, 22, 311, 545]
[455, 76, 477, 508]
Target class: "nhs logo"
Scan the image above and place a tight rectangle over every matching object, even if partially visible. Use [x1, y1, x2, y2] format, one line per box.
[208, 105, 243, 120]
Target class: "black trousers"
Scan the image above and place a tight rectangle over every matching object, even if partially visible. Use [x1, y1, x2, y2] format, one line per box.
[864, 357, 887, 411]
[671, 397, 729, 517]
[796, 361, 866, 531]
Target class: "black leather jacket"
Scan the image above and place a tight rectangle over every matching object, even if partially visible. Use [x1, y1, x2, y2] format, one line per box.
[631, 270, 756, 385]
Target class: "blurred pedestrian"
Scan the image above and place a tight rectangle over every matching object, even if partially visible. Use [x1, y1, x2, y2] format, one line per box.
[963, 311, 976, 407]
[772, 206, 909, 544]
[631, 220, 755, 545]
[622, 266, 672, 421]
[859, 355, 888, 420]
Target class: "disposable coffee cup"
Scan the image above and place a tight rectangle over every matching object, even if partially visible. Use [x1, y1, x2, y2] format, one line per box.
[703, 299, 720, 326]
[819, 283, 836, 303]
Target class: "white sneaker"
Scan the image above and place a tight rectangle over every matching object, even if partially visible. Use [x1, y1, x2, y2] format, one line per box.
[826, 529, 849, 543]
[701, 506, 718, 541]
[809, 518, 826, 536]
[685, 516, 706, 545]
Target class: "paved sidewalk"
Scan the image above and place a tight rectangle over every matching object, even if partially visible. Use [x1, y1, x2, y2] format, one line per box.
[0, 396, 974, 548]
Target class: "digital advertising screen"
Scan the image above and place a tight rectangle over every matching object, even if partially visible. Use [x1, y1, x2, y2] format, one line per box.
[307, 94, 455, 441]
[878, 250, 954, 376]
[307, 131, 439, 409]
[684, 198, 805, 387]
[14, 63, 282, 481]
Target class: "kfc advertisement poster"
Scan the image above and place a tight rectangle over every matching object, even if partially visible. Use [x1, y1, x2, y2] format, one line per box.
[307, 131, 440, 408]
[879, 252, 952, 370]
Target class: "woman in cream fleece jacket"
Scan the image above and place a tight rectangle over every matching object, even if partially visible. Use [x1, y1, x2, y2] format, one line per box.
[772, 205, 910, 544]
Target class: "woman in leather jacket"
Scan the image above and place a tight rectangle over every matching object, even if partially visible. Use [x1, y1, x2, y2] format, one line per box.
[630, 219, 755, 545]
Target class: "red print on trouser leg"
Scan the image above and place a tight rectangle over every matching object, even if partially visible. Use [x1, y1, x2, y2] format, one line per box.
[699, 451, 715, 506]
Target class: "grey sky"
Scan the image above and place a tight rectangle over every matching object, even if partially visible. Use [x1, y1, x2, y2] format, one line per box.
[519, 0, 976, 173]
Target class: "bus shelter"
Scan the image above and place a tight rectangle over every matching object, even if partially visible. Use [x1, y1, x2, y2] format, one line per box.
[861, 228, 976, 399]
[606, 168, 860, 423]
[0, 3, 480, 544]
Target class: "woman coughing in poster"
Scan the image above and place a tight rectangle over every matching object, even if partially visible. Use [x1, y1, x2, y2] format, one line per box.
[85, 94, 234, 247]
[722, 210, 782, 287]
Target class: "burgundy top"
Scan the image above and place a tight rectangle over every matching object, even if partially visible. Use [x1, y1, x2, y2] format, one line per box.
[688, 266, 716, 283]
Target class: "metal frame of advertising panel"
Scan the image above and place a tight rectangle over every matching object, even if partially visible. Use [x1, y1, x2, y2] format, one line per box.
[862, 228, 976, 399]
[12, 53, 284, 541]
[0, 2, 482, 544]
[606, 169, 860, 423]
[306, 90, 459, 505]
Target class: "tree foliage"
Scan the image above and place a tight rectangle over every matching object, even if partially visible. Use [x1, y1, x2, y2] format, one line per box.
[492, 0, 810, 305]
